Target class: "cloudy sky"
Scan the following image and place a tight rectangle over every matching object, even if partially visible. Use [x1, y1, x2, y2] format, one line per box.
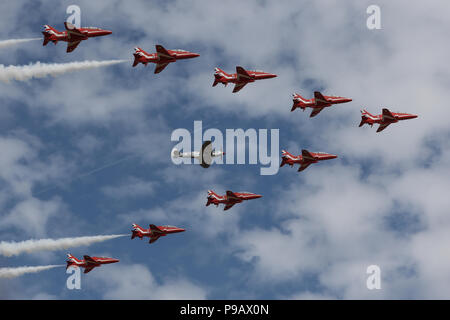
[0, 0, 449, 299]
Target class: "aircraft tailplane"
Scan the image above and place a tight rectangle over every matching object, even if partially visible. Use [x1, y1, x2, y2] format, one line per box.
[132, 53, 141, 67]
[42, 34, 50, 46]
[359, 117, 367, 127]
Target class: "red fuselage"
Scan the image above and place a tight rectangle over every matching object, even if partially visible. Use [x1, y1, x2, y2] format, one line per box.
[66, 254, 119, 273]
[213, 67, 277, 92]
[360, 108, 418, 132]
[131, 224, 185, 244]
[361, 111, 418, 126]
[132, 45, 200, 73]
[214, 69, 277, 85]
[206, 190, 262, 210]
[42, 24, 112, 52]
[134, 48, 200, 64]
[292, 92, 352, 111]
[43, 27, 112, 42]
[280, 150, 338, 172]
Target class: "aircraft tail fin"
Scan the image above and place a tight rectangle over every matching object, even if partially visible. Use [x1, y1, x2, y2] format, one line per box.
[207, 189, 218, 197]
[207, 190, 222, 206]
[360, 109, 375, 127]
[281, 149, 295, 167]
[66, 254, 77, 268]
[281, 149, 294, 157]
[42, 25, 60, 46]
[214, 67, 229, 77]
[43, 25, 60, 34]
[291, 94, 298, 111]
[131, 223, 142, 230]
[361, 109, 375, 118]
[132, 47, 145, 67]
[292, 93, 308, 111]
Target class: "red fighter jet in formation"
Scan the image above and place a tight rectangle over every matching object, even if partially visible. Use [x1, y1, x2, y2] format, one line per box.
[42, 22, 112, 53]
[206, 190, 262, 211]
[66, 254, 119, 274]
[132, 45, 200, 73]
[213, 66, 277, 93]
[280, 149, 338, 172]
[359, 108, 418, 132]
[131, 224, 185, 244]
[291, 91, 352, 117]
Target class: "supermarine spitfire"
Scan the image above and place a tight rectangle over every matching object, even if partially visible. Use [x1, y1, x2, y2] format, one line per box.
[171, 140, 225, 168]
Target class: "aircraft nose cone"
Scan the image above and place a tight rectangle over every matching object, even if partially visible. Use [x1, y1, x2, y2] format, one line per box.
[192, 53, 200, 57]
[254, 194, 263, 199]
[267, 73, 277, 78]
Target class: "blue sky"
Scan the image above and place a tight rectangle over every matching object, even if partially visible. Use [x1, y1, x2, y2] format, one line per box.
[0, 0, 450, 299]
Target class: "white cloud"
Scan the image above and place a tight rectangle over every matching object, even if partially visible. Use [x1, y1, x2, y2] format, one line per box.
[101, 176, 156, 199]
[0, 0, 450, 300]
[0, 197, 67, 238]
[89, 264, 207, 299]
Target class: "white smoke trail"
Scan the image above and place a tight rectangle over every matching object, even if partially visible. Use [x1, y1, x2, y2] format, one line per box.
[0, 265, 64, 279]
[0, 60, 128, 83]
[0, 38, 41, 49]
[0, 234, 128, 257]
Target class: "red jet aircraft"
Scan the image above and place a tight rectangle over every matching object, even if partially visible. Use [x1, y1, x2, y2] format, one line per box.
[131, 224, 185, 244]
[280, 149, 338, 172]
[206, 190, 262, 211]
[359, 108, 418, 132]
[132, 45, 200, 73]
[42, 22, 112, 53]
[66, 254, 119, 274]
[213, 67, 277, 93]
[291, 91, 352, 117]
